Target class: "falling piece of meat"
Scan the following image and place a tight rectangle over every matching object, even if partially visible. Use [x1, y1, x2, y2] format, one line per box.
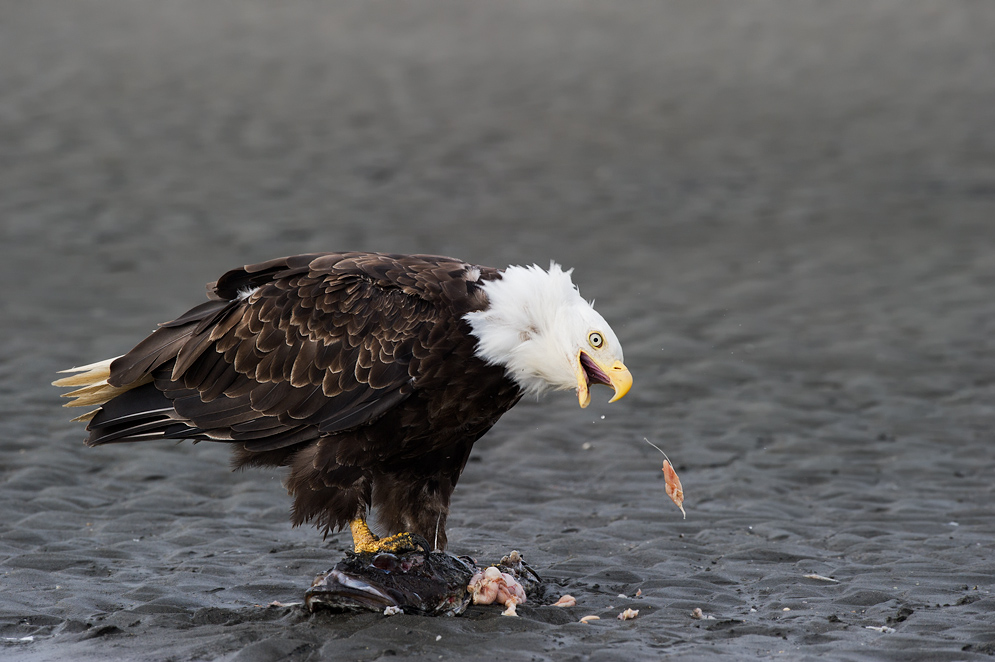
[662, 459, 686, 519]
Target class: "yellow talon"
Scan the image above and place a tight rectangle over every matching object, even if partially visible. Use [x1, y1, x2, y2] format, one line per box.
[349, 517, 428, 554]
[350, 517, 380, 553]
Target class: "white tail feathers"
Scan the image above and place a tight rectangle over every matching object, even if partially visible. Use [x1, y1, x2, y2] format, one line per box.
[53, 356, 150, 422]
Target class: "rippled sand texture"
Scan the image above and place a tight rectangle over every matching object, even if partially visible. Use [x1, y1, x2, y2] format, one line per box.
[2, 1, 994, 660]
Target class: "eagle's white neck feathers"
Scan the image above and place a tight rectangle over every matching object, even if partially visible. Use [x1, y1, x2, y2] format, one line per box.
[464, 262, 622, 397]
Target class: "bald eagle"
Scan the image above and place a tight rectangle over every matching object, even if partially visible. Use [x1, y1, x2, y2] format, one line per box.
[54, 253, 631, 553]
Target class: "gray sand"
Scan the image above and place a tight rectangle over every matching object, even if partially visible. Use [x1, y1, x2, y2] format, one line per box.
[2, 1, 994, 660]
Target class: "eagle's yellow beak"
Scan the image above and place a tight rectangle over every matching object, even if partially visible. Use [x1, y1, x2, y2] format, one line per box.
[576, 352, 633, 409]
[606, 361, 633, 403]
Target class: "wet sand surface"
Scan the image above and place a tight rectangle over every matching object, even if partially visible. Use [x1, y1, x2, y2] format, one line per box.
[2, 1, 995, 660]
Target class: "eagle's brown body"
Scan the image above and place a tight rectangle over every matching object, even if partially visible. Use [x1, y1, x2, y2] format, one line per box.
[78, 253, 522, 549]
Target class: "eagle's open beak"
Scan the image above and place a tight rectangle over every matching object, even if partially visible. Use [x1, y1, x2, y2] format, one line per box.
[576, 352, 633, 409]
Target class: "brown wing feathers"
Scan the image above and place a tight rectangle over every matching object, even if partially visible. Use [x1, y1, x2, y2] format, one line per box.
[82, 253, 475, 455]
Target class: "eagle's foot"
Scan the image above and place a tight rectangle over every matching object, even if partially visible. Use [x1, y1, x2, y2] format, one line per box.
[364, 531, 430, 554]
[350, 517, 430, 554]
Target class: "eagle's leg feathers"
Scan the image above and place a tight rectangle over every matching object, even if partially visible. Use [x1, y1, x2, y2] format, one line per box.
[349, 517, 429, 554]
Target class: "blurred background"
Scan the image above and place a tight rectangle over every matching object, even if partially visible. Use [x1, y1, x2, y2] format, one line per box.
[2, 2, 994, 657]
[3, 3, 991, 318]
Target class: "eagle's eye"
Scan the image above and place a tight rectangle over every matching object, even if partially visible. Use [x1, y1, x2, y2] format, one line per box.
[588, 331, 604, 349]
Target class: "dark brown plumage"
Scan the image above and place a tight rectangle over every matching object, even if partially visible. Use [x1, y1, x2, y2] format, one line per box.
[57, 251, 634, 554]
[74, 252, 523, 550]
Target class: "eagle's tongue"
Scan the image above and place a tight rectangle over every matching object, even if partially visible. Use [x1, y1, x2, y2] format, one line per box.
[579, 352, 611, 387]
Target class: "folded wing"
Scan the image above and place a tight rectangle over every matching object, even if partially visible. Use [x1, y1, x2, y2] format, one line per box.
[83, 253, 461, 451]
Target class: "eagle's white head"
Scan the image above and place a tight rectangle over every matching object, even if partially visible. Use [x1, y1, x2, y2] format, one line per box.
[464, 262, 632, 407]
